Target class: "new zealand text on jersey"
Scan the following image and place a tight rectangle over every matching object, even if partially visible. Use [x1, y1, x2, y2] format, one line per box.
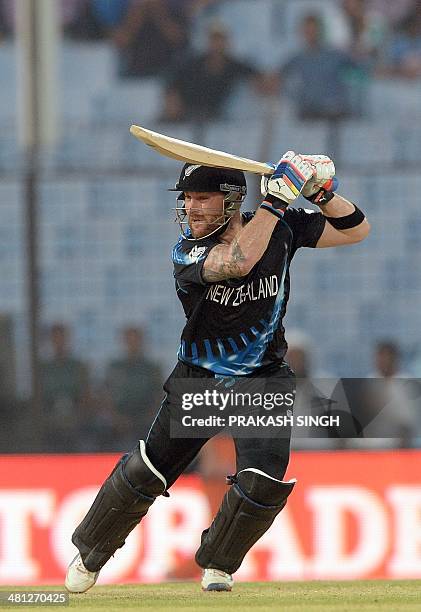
[205, 274, 279, 307]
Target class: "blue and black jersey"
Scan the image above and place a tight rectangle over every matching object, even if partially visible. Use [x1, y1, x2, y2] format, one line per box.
[172, 209, 325, 376]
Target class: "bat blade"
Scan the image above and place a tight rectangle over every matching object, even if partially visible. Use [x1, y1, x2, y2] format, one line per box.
[130, 125, 274, 175]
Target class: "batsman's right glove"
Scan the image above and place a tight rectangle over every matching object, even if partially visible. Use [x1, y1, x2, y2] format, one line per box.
[300, 154, 338, 205]
[260, 151, 313, 211]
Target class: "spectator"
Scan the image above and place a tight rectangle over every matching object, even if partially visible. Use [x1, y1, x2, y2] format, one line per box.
[162, 21, 266, 122]
[373, 340, 407, 378]
[279, 13, 363, 120]
[65, 0, 130, 40]
[40, 323, 92, 452]
[351, 340, 417, 448]
[383, 4, 421, 79]
[285, 329, 313, 379]
[109, 0, 190, 78]
[369, 0, 417, 27]
[340, 0, 387, 64]
[103, 326, 162, 447]
[285, 330, 339, 450]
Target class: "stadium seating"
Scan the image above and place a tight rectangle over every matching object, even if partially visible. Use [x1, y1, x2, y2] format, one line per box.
[192, 0, 345, 68]
[59, 42, 116, 123]
[367, 79, 421, 120]
[90, 79, 163, 126]
[1, 29, 421, 383]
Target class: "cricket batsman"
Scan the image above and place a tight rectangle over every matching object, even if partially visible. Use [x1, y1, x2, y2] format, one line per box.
[65, 152, 370, 592]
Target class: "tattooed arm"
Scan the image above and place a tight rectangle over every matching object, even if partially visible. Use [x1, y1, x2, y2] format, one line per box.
[202, 208, 279, 282]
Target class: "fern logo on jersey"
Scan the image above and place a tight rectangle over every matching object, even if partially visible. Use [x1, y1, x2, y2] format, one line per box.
[188, 245, 207, 262]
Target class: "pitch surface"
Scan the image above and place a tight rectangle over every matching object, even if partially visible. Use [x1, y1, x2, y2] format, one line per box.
[1, 581, 420, 611]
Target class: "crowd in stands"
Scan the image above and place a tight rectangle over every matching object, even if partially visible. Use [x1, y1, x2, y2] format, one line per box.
[161, 20, 269, 123]
[286, 332, 421, 451]
[278, 12, 363, 121]
[1, 0, 421, 453]
[1, 319, 421, 453]
[1, 0, 421, 122]
[6, 322, 162, 453]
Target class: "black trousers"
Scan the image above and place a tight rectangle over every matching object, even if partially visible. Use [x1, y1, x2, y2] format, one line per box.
[144, 360, 295, 489]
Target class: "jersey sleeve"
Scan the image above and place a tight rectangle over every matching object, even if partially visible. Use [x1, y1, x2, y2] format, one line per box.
[283, 206, 326, 251]
[172, 237, 214, 286]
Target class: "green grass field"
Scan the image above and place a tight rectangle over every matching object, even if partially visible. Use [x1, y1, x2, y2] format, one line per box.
[1, 581, 420, 612]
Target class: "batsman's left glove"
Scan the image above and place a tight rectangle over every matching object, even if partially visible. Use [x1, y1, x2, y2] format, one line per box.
[260, 151, 313, 209]
[300, 154, 338, 205]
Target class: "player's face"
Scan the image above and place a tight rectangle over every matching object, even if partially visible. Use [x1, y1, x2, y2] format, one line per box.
[184, 191, 225, 238]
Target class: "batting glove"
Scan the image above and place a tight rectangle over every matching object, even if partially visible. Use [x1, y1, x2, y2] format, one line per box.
[260, 151, 313, 208]
[300, 154, 338, 205]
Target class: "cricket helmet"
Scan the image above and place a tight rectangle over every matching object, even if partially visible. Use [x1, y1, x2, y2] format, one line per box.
[171, 164, 247, 239]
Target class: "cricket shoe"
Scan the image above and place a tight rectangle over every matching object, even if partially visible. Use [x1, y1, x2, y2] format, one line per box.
[65, 553, 99, 593]
[201, 568, 234, 592]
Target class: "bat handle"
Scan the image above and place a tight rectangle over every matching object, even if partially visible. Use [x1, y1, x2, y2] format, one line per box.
[263, 162, 277, 176]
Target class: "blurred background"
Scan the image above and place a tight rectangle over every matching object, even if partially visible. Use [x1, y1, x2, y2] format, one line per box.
[1, 0, 421, 452]
[0, 0, 421, 586]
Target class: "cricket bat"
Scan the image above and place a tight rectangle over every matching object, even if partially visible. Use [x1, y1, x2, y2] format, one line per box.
[130, 125, 274, 175]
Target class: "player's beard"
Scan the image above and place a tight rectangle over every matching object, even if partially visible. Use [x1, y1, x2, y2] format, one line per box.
[188, 210, 225, 239]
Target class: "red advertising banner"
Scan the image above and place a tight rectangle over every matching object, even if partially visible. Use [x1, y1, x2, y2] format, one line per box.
[0, 450, 420, 584]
